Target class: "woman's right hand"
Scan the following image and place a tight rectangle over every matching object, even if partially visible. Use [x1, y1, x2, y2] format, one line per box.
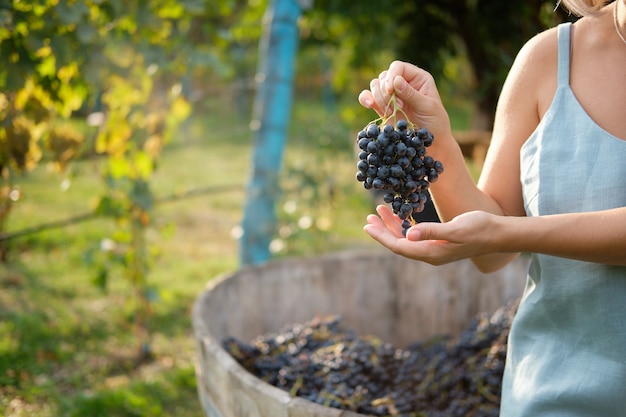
[358, 60, 453, 147]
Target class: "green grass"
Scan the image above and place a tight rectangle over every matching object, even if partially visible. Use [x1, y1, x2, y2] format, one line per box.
[0, 96, 378, 417]
[0, 93, 477, 417]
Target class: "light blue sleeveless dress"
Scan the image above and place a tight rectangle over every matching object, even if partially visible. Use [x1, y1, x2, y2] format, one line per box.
[500, 22, 626, 416]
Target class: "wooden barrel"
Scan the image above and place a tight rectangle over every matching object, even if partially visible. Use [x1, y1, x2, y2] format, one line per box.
[192, 250, 530, 417]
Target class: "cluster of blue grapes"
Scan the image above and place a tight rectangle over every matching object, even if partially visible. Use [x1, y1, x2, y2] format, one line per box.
[223, 299, 519, 416]
[356, 120, 443, 235]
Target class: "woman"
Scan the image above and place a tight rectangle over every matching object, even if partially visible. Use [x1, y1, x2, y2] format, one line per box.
[358, 0, 626, 415]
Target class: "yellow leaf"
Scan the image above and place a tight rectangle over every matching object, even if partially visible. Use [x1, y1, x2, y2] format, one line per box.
[169, 96, 191, 121]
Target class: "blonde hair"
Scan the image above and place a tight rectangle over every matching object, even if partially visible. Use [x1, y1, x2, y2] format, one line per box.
[559, 0, 612, 16]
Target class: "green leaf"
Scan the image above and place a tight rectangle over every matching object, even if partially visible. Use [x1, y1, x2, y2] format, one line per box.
[75, 22, 97, 43]
[55, 0, 89, 26]
[179, 0, 207, 14]
[92, 266, 109, 292]
[130, 179, 153, 211]
[49, 35, 74, 69]
[94, 195, 126, 218]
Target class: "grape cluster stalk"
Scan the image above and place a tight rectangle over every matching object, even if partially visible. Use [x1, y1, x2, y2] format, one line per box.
[355, 105, 443, 235]
[223, 299, 518, 417]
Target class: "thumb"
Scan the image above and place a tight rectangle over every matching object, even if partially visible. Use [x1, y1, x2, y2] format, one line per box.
[406, 222, 445, 242]
[392, 75, 428, 115]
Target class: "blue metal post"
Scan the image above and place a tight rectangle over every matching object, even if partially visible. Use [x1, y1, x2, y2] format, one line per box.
[239, 0, 303, 266]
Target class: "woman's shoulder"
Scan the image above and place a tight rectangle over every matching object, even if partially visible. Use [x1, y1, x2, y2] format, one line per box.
[515, 26, 560, 72]
[505, 26, 561, 117]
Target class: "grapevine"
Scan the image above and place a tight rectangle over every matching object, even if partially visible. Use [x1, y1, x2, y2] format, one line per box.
[355, 93, 443, 235]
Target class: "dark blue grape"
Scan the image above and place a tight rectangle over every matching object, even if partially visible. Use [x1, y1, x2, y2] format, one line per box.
[412, 157, 423, 169]
[397, 157, 411, 169]
[434, 160, 444, 174]
[366, 124, 380, 138]
[372, 178, 385, 189]
[400, 203, 413, 217]
[388, 177, 401, 190]
[377, 166, 390, 179]
[367, 140, 379, 153]
[412, 167, 426, 181]
[405, 180, 418, 193]
[416, 127, 430, 140]
[367, 153, 381, 165]
[390, 165, 404, 178]
[423, 131, 434, 147]
[396, 143, 408, 157]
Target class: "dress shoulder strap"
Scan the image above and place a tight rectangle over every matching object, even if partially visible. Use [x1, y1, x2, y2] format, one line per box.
[557, 22, 572, 86]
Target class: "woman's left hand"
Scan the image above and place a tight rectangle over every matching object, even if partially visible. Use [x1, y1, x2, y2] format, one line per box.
[364, 205, 502, 265]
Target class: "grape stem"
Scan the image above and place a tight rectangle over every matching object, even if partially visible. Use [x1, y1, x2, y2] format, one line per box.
[365, 92, 414, 130]
[289, 374, 304, 397]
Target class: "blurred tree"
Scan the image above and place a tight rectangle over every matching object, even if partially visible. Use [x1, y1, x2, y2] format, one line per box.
[301, 0, 575, 129]
[0, 0, 262, 252]
[0, 0, 264, 356]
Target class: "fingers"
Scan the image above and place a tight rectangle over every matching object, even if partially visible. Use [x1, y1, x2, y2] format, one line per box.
[388, 61, 439, 96]
[366, 206, 403, 238]
[358, 65, 408, 117]
[364, 214, 449, 262]
[358, 90, 374, 108]
[363, 216, 404, 253]
[374, 205, 400, 235]
[359, 61, 442, 123]
[358, 81, 390, 117]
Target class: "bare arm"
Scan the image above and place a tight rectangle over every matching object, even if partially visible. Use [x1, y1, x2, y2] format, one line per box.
[359, 28, 626, 271]
[365, 206, 626, 268]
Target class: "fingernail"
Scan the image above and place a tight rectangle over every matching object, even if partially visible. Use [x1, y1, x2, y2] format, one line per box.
[406, 228, 419, 240]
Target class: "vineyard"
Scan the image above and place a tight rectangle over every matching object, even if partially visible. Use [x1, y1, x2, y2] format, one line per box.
[0, 93, 378, 417]
[0, 1, 567, 415]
